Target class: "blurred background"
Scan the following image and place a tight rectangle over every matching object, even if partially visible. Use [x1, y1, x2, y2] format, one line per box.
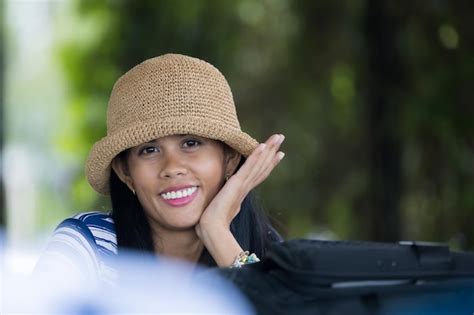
[1, 0, 473, 251]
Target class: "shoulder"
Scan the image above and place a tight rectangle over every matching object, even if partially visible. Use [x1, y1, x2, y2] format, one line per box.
[55, 211, 117, 255]
[35, 211, 117, 283]
[71, 211, 114, 228]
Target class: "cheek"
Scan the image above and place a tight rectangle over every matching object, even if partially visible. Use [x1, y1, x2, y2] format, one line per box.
[129, 163, 157, 189]
[197, 156, 225, 189]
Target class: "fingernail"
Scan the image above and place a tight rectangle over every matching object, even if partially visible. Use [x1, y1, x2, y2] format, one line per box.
[278, 152, 285, 160]
[278, 134, 285, 144]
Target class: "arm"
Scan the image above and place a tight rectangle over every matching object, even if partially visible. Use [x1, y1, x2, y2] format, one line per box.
[196, 134, 285, 267]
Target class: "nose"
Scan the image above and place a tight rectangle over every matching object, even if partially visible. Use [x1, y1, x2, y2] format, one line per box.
[159, 152, 188, 179]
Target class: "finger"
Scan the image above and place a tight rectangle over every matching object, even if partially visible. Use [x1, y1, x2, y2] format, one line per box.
[238, 135, 284, 189]
[239, 135, 282, 182]
[253, 147, 285, 185]
[231, 142, 267, 182]
[230, 134, 284, 189]
[249, 134, 284, 181]
[233, 134, 277, 178]
[253, 151, 285, 186]
[259, 134, 284, 170]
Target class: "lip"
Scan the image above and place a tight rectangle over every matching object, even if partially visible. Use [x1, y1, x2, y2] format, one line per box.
[159, 186, 199, 207]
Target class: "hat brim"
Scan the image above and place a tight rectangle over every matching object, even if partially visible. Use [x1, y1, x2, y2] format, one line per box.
[86, 116, 259, 195]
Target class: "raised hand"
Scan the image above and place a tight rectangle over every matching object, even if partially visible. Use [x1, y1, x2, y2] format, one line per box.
[195, 134, 285, 267]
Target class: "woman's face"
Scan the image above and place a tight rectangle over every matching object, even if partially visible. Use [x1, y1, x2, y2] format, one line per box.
[113, 135, 240, 232]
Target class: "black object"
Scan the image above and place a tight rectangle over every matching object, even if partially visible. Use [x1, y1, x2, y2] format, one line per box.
[219, 239, 474, 315]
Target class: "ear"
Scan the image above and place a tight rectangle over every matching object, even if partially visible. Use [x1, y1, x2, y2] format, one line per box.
[111, 157, 135, 192]
[224, 147, 242, 177]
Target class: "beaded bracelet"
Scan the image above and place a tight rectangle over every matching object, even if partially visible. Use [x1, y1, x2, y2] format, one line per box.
[230, 251, 260, 268]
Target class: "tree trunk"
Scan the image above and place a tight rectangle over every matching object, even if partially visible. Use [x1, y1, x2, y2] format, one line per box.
[0, 0, 5, 228]
[364, 0, 403, 241]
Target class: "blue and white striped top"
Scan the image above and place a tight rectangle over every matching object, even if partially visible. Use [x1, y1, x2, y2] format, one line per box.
[35, 211, 118, 284]
[32, 212, 257, 314]
[35, 210, 282, 284]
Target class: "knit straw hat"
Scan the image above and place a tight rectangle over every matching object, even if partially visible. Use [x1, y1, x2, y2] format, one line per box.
[86, 53, 259, 195]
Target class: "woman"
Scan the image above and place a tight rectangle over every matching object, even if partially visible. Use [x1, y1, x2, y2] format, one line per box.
[36, 54, 285, 282]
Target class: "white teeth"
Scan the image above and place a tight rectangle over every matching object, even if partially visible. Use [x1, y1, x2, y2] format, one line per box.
[161, 186, 197, 200]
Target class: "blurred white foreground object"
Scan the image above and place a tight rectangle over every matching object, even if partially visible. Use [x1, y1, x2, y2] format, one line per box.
[1, 237, 254, 314]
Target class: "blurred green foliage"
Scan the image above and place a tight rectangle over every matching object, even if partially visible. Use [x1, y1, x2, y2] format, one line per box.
[55, 0, 473, 249]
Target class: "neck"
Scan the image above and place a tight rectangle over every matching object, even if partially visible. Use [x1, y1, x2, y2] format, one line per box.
[150, 226, 204, 264]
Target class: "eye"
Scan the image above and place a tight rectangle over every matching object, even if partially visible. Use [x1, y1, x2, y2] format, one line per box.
[139, 146, 159, 155]
[183, 139, 201, 148]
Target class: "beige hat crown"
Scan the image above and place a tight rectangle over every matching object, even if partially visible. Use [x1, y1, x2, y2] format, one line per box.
[86, 53, 258, 194]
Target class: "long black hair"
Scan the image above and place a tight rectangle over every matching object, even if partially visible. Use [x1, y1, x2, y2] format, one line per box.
[110, 155, 282, 267]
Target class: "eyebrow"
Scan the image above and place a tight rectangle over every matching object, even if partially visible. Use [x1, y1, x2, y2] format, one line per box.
[143, 139, 159, 145]
[143, 135, 190, 144]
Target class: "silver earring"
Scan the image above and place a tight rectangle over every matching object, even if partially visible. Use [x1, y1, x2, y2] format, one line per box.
[131, 188, 136, 195]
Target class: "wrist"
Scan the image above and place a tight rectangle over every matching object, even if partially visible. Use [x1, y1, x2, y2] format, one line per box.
[197, 221, 230, 244]
[196, 224, 242, 267]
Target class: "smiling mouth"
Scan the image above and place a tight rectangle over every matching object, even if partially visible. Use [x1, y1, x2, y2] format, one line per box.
[160, 186, 198, 200]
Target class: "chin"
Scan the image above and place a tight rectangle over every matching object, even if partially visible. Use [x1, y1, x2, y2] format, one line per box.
[166, 217, 201, 231]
